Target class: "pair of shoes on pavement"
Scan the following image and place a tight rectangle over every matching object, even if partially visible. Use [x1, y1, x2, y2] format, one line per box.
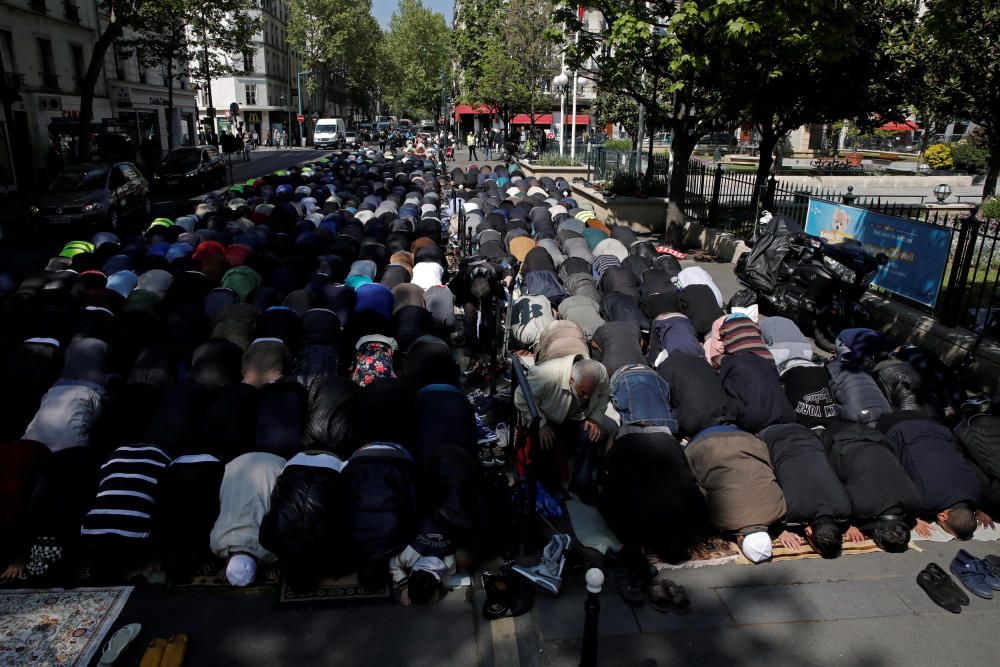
[512, 534, 572, 595]
[138, 634, 187, 667]
[949, 549, 1000, 600]
[917, 563, 969, 613]
[482, 565, 534, 620]
[613, 547, 656, 608]
[478, 445, 506, 469]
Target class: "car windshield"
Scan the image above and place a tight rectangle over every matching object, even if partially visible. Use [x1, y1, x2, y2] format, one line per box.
[49, 166, 108, 193]
[161, 149, 200, 168]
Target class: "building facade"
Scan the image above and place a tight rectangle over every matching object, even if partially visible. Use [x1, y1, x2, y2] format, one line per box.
[196, 0, 327, 146]
[0, 0, 114, 190]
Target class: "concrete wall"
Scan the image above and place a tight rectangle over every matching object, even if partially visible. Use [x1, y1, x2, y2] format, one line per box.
[778, 174, 976, 189]
[570, 182, 666, 234]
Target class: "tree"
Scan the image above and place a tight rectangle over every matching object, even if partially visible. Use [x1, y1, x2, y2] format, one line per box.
[76, 0, 148, 162]
[287, 0, 372, 116]
[723, 0, 917, 204]
[454, 0, 558, 131]
[185, 4, 261, 135]
[919, 0, 1000, 197]
[593, 93, 640, 144]
[554, 1, 740, 235]
[121, 1, 257, 150]
[383, 0, 451, 118]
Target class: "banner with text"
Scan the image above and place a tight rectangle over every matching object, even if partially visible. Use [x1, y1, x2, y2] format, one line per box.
[805, 198, 953, 307]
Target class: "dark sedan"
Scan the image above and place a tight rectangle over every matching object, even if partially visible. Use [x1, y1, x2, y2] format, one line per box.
[152, 145, 225, 192]
[29, 162, 150, 230]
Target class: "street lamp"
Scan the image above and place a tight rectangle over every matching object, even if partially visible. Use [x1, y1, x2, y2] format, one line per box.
[919, 162, 931, 176]
[552, 71, 569, 156]
[933, 183, 952, 203]
[279, 94, 287, 146]
[297, 70, 312, 147]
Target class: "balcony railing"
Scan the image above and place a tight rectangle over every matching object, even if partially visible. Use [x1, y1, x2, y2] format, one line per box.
[2, 72, 25, 92]
[64, 1, 80, 21]
[29, 0, 47, 13]
[40, 72, 59, 90]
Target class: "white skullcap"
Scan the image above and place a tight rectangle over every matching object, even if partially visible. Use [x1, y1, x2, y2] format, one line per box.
[226, 553, 257, 587]
[741, 532, 773, 564]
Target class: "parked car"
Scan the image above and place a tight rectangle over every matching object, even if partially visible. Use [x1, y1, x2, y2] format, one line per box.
[344, 131, 359, 147]
[29, 162, 150, 230]
[152, 145, 225, 191]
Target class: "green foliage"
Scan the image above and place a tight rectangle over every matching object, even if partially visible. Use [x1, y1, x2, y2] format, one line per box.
[533, 155, 581, 166]
[919, 0, 1000, 196]
[287, 0, 378, 114]
[602, 139, 633, 151]
[607, 171, 668, 198]
[925, 143, 954, 170]
[593, 94, 639, 139]
[383, 0, 451, 117]
[453, 0, 557, 126]
[951, 142, 990, 175]
[980, 196, 1000, 222]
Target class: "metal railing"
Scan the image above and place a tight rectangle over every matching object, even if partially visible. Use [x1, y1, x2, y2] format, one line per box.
[682, 159, 999, 341]
[63, 0, 80, 21]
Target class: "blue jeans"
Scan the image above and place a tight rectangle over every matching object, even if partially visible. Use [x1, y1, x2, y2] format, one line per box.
[610, 364, 678, 432]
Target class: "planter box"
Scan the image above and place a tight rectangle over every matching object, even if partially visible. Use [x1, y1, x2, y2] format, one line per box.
[519, 161, 589, 181]
[571, 182, 667, 234]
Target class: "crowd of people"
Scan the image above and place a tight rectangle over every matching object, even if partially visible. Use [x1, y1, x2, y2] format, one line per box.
[1, 147, 999, 618]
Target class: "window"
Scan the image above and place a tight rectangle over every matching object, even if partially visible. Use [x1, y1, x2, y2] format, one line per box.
[64, 1, 81, 21]
[30, 0, 47, 13]
[244, 52, 254, 73]
[36, 38, 58, 89]
[70, 44, 84, 91]
[114, 45, 126, 80]
[0, 30, 15, 75]
[245, 84, 257, 106]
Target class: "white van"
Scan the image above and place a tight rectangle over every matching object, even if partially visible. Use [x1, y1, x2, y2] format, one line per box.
[314, 118, 347, 149]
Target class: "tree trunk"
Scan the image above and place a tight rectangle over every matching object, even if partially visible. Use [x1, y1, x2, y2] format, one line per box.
[666, 128, 697, 246]
[166, 59, 175, 151]
[77, 22, 125, 162]
[984, 148, 999, 199]
[754, 124, 779, 208]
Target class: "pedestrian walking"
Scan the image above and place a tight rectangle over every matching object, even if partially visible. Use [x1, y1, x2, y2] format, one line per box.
[481, 131, 492, 160]
[467, 132, 478, 161]
[282, 130, 288, 147]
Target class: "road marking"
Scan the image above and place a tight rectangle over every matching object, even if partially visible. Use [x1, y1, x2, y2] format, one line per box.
[490, 616, 520, 667]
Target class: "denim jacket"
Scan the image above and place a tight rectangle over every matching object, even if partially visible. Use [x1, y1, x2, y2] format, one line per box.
[610, 364, 678, 433]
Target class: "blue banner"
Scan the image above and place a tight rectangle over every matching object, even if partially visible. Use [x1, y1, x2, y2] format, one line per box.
[804, 199, 952, 307]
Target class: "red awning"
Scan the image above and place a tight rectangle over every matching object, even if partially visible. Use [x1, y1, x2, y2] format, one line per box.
[879, 120, 919, 132]
[510, 114, 590, 125]
[454, 104, 495, 116]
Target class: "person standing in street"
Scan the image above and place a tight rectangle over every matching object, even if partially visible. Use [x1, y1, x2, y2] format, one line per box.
[481, 130, 492, 160]
[467, 132, 478, 161]
[282, 129, 288, 147]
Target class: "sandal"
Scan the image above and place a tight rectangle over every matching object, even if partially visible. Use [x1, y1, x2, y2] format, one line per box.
[614, 559, 645, 607]
[98, 623, 142, 665]
[138, 639, 167, 667]
[160, 634, 188, 667]
[648, 572, 691, 615]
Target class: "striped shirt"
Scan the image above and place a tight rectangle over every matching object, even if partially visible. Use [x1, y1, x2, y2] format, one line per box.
[81, 444, 172, 540]
[719, 317, 773, 361]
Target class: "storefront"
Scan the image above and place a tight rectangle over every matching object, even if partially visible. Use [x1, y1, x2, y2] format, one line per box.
[110, 84, 197, 157]
[32, 92, 113, 184]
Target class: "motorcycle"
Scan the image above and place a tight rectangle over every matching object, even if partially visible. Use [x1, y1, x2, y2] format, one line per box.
[733, 211, 888, 352]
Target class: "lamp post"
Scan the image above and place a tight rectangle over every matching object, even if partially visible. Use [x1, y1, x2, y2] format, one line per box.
[570, 31, 580, 161]
[919, 162, 931, 176]
[934, 183, 952, 203]
[552, 71, 569, 156]
[297, 70, 312, 147]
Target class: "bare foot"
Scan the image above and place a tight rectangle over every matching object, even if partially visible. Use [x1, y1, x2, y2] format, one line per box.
[1, 561, 26, 582]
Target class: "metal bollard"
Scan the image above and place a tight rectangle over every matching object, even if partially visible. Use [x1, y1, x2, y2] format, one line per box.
[579, 568, 604, 667]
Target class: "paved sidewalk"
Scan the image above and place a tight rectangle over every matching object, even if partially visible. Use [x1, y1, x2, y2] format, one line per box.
[525, 540, 1000, 667]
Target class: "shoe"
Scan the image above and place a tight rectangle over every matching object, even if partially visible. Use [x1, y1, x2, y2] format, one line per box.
[917, 564, 963, 613]
[482, 568, 534, 620]
[98, 623, 142, 665]
[950, 550, 995, 599]
[490, 445, 506, 467]
[478, 447, 496, 468]
[614, 558, 645, 607]
[138, 639, 167, 667]
[986, 554, 1000, 572]
[159, 634, 188, 667]
[926, 562, 970, 606]
[495, 422, 510, 449]
[512, 533, 572, 595]
[956, 549, 1000, 591]
[475, 414, 498, 445]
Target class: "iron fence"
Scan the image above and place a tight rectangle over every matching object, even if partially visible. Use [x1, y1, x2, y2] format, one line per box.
[584, 147, 670, 186]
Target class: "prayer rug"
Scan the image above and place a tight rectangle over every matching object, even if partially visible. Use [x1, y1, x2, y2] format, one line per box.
[279, 572, 391, 606]
[652, 536, 923, 570]
[0, 586, 132, 667]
